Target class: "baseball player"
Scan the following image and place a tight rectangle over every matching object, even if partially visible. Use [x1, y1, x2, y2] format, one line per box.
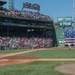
[68, 43, 71, 50]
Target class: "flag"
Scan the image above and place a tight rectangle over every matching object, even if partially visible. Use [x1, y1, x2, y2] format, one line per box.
[64, 29, 75, 46]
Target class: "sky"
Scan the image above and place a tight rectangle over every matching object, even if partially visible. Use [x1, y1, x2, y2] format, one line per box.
[3, 0, 73, 21]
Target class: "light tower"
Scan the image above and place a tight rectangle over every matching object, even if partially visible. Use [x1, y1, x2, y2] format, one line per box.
[8, 0, 14, 10]
[73, 0, 75, 28]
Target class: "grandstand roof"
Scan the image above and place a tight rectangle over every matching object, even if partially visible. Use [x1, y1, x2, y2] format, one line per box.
[0, 0, 7, 6]
[0, 14, 52, 23]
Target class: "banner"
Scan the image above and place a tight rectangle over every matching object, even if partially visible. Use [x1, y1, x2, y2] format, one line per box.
[23, 2, 40, 11]
[64, 29, 75, 46]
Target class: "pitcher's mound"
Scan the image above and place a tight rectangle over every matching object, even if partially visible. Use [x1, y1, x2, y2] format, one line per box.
[55, 64, 75, 75]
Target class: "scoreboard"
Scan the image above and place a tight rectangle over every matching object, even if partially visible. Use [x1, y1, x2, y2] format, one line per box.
[57, 16, 72, 27]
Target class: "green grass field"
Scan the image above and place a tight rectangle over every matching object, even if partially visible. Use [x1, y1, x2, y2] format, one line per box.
[0, 61, 75, 75]
[0, 49, 26, 55]
[0, 48, 75, 75]
[17, 50, 75, 58]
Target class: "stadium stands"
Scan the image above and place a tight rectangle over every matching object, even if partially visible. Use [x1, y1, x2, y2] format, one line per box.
[0, 26, 53, 50]
[0, 9, 52, 21]
[0, 36, 52, 50]
[0, 1, 57, 50]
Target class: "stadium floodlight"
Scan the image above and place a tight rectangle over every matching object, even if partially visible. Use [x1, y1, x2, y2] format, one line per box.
[8, 0, 14, 10]
[73, 0, 75, 28]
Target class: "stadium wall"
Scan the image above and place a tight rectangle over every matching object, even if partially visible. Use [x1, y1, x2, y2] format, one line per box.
[55, 27, 64, 47]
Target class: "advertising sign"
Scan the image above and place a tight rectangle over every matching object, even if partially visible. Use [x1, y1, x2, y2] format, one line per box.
[57, 16, 72, 22]
[57, 17, 63, 22]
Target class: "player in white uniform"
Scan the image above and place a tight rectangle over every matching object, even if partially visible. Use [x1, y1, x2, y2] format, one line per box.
[74, 43, 75, 49]
[68, 43, 71, 50]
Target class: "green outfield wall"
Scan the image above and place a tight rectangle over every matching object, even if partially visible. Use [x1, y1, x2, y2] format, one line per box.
[55, 27, 64, 47]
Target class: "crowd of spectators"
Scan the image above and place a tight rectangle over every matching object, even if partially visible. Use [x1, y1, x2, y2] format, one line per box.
[0, 8, 53, 50]
[0, 9, 52, 21]
[0, 36, 52, 50]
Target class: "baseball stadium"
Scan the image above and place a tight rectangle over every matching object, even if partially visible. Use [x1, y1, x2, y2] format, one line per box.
[0, 0, 75, 75]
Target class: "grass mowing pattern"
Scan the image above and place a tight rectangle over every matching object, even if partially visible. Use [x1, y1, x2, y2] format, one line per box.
[0, 49, 26, 55]
[0, 61, 74, 75]
[18, 50, 75, 58]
